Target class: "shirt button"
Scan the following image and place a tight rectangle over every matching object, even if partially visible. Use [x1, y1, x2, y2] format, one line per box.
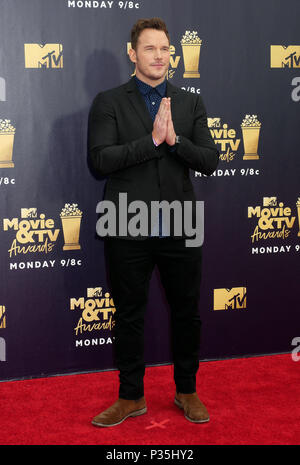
[152, 102, 155, 105]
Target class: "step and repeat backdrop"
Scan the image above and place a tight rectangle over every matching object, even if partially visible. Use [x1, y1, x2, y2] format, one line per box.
[0, 0, 299, 380]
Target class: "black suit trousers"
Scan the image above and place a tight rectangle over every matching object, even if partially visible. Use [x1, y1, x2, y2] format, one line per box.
[104, 236, 202, 400]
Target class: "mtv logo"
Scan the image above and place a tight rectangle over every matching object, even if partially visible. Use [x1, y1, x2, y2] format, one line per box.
[0, 77, 6, 101]
[270, 46, 300, 68]
[0, 337, 6, 361]
[263, 197, 277, 207]
[207, 118, 220, 128]
[87, 287, 102, 297]
[213, 287, 247, 310]
[24, 44, 63, 69]
[21, 208, 37, 218]
[0, 306, 6, 329]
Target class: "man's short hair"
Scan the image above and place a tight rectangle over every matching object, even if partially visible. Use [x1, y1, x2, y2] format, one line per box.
[130, 18, 170, 50]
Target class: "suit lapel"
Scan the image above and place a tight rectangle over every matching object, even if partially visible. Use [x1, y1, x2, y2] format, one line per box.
[125, 78, 153, 133]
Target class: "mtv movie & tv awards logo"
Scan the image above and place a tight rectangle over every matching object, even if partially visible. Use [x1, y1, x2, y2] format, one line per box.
[213, 287, 247, 311]
[2, 204, 83, 270]
[24, 44, 63, 69]
[247, 196, 300, 255]
[270, 46, 300, 68]
[209, 114, 261, 160]
[70, 287, 116, 348]
[195, 115, 262, 179]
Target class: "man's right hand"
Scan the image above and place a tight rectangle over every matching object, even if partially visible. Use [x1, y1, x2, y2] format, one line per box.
[152, 98, 169, 146]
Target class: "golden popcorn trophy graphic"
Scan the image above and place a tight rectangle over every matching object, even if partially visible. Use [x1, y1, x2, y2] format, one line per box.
[297, 198, 300, 237]
[60, 203, 82, 251]
[181, 31, 202, 78]
[0, 119, 16, 168]
[241, 115, 261, 160]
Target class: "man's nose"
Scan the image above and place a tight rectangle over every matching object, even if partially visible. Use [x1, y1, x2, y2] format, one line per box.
[154, 49, 162, 60]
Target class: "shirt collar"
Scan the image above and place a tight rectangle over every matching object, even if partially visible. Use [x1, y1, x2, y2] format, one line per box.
[134, 76, 166, 97]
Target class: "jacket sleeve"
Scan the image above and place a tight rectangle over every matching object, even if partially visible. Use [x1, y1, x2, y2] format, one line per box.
[88, 92, 160, 176]
[175, 95, 219, 175]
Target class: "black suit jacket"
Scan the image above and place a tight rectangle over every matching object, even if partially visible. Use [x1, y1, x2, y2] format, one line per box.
[88, 77, 219, 239]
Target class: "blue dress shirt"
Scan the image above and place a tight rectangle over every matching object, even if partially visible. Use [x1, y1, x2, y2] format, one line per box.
[134, 75, 167, 121]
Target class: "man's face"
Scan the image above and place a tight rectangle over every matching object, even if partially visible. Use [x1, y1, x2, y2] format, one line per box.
[129, 28, 170, 86]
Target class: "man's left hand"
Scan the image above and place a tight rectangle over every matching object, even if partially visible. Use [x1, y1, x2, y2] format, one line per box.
[165, 98, 176, 146]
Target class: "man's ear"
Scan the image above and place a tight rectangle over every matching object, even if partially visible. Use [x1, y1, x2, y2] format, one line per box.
[128, 48, 137, 64]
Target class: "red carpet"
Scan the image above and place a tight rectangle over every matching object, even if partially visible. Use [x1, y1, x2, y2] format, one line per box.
[0, 353, 299, 445]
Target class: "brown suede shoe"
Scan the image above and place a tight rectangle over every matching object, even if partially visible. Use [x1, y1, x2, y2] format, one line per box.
[174, 392, 209, 423]
[92, 397, 147, 427]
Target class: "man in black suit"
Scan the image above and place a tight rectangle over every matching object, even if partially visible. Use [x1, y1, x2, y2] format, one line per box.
[88, 18, 219, 427]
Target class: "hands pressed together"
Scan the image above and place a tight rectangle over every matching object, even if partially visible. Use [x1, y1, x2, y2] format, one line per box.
[152, 97, 176, 147]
